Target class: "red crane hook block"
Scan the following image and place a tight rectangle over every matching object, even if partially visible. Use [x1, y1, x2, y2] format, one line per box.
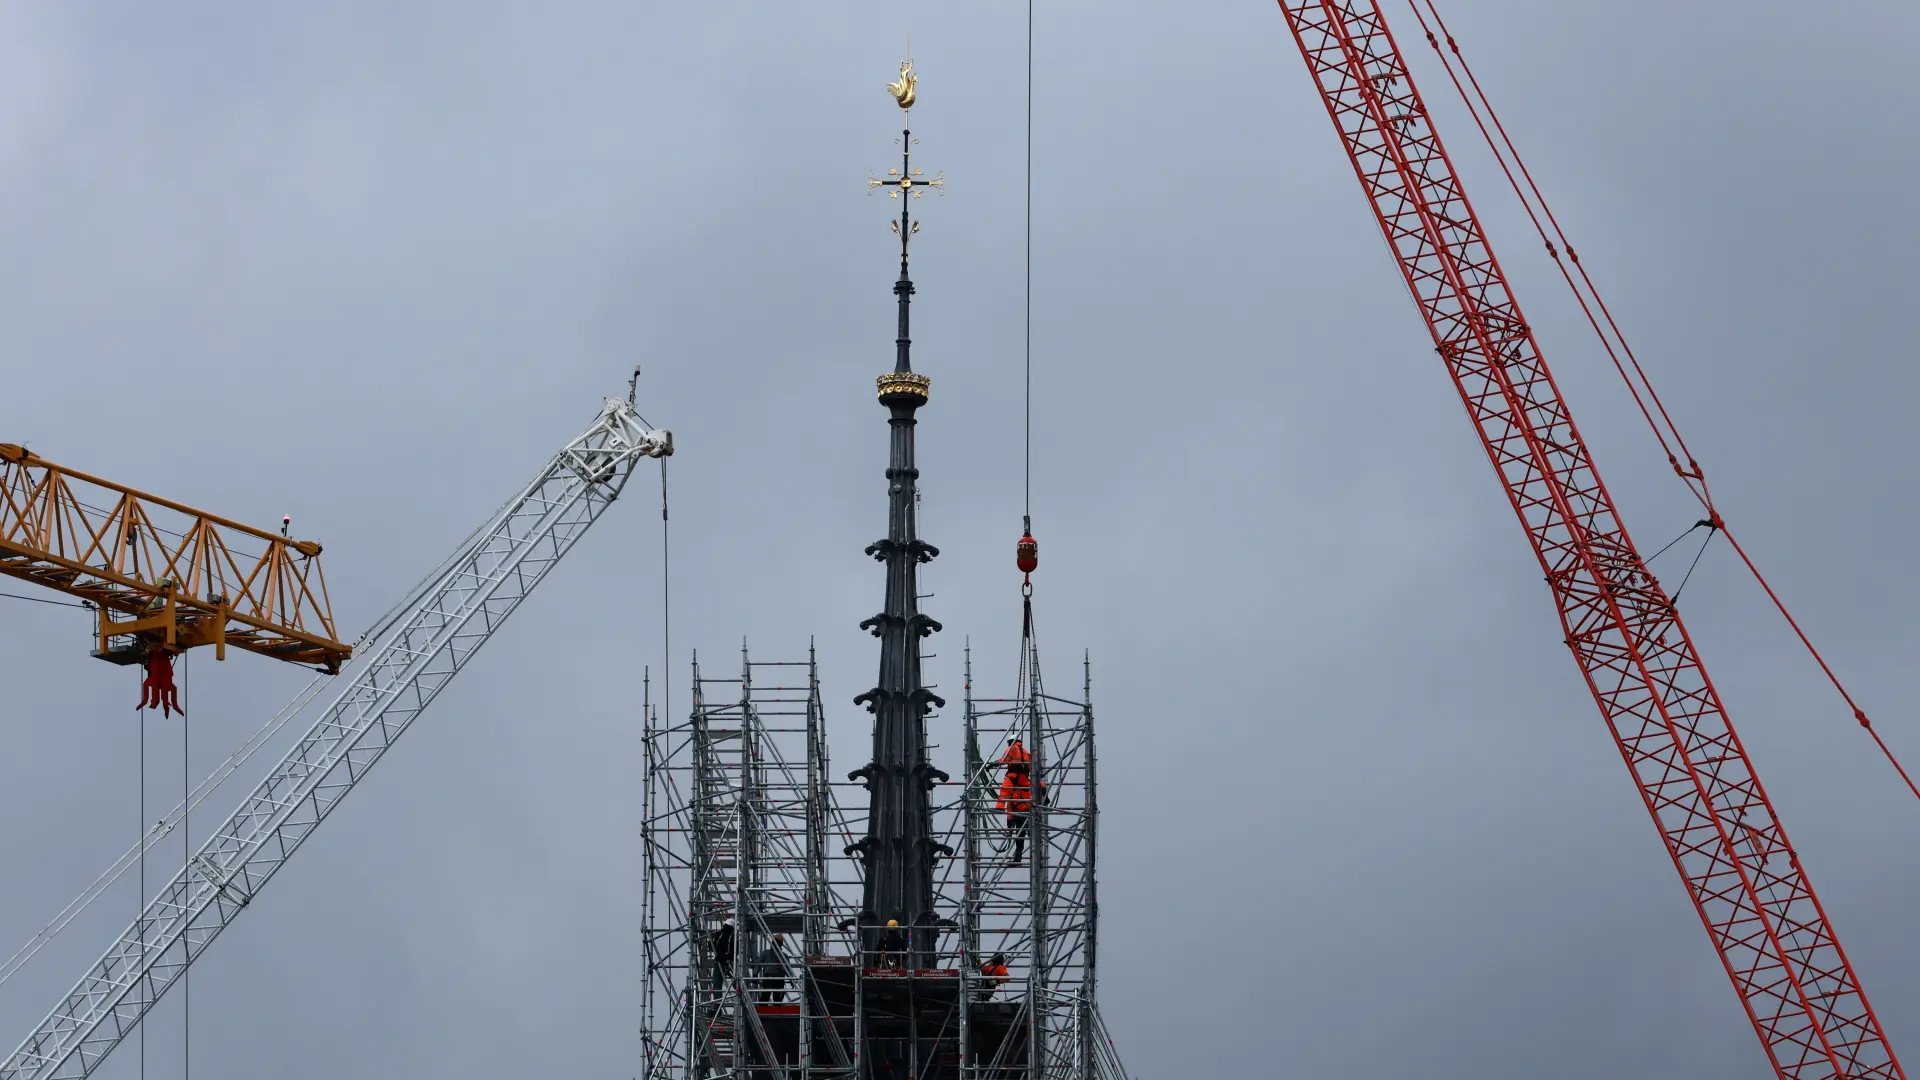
[139, 649, 182, 718]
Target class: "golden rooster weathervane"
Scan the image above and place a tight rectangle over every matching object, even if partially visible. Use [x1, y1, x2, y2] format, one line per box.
[887, 59, 917, 111]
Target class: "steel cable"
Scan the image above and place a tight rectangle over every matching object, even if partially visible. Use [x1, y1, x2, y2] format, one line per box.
[1404, 0, 1919, 802]
[1024, 0, 1034, 523]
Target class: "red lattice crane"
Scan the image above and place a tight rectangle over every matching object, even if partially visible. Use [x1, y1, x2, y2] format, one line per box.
[1273, 3, 1901, 1077]
[0, 443, 351, 711]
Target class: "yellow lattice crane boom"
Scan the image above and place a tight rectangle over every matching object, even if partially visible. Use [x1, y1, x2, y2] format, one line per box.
[0, 443, 350, 676]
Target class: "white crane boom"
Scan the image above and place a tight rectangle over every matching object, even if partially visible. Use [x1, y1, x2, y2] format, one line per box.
[2, 396, 672, 1080]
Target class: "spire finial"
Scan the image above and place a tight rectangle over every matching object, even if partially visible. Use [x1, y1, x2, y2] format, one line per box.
[867, 55, 945, 390]
[867, 59, 944, 220]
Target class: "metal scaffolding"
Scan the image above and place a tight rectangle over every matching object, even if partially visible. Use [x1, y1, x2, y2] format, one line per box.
[642, 644, 865, 1079]
[639, 629, 1128, 1079]
[953, 609, 1122, 1080]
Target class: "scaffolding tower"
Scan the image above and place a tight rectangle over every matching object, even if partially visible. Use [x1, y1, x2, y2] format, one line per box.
[641, 645, 862, 1079]
[953, 614, 1128, 1080]
[638, 631, 1128, 1079]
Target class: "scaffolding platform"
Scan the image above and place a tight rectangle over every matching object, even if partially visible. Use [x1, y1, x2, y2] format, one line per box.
[739, 963, 1033, 1077]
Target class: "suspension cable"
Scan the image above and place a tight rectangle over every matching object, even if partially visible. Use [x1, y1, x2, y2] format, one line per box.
[182, 653, 191, 1080]
[1013, 0, 1042, 603]
[0, 591, 88, 609]
[1403, 0, 1918, 802]
[661, 456, 671, 728]
[1401, 2, 1700, 498]
[137, 681, 146, 1080]
[1024, 0, 1034, 523]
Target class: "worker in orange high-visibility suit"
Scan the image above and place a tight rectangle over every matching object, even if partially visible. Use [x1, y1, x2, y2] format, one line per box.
[997, 760, 1044, 863]
[975, 952, 1010, 1001]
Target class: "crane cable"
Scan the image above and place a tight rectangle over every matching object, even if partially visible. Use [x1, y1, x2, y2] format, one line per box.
[128, 655, 194, 1080]
[1014, 0, 1041, 603]
[1402, 0, 1920, 804]
[0, 591, 88, 609]
[660, 454, 671, 748]
[137, 681, 145, 1080]
[180, 653, 190, 1080]
[1023, 0, 1034, 527]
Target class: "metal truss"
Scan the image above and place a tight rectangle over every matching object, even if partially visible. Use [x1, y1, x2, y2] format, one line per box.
[1, 396, 672, 1080]
[0, 443, 350, 670]
[1275, 3, 1899, 1076]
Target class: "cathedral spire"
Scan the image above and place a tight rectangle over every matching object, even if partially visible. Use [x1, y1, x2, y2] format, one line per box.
[851, 55, 949, 964]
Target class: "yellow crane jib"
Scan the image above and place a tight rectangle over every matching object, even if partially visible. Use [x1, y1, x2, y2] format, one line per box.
[0, 443, 351, 675]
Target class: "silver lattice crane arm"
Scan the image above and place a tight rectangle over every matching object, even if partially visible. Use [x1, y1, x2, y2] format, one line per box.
[1, 397, 671, 1080]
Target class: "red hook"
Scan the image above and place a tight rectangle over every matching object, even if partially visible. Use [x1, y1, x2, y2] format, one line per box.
[138, 649, 182, 718]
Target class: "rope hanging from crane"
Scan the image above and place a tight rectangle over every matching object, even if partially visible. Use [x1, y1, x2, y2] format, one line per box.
[1400, 0, 1920, 805]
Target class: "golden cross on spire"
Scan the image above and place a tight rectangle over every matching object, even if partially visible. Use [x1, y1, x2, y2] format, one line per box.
[867, 56, 944, 243]
[866, 160, 945, 203]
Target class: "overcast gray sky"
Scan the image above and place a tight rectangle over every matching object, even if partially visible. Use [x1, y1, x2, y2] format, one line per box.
[3, 2, 1920, 1077]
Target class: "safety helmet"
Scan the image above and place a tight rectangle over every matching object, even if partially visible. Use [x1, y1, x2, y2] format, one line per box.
[887, 919, 899, 928]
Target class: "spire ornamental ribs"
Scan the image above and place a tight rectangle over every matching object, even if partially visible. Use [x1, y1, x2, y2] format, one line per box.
[852, 58, 948, 966]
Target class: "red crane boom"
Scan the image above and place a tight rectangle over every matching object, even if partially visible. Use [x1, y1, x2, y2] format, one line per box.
[1274, 4, 1901, 1076]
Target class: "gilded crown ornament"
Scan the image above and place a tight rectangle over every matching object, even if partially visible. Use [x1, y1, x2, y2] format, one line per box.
[876, 371, 931, 404]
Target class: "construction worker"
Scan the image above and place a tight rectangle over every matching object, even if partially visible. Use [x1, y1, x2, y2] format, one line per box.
[997, 738, 1042, 862]
[751, 934, 789, 1004]
[975, 952, 1010, 1002]
[710, 919, 736, 984]
[998, 765, 1032, 862]
[877, 919, 907, 970]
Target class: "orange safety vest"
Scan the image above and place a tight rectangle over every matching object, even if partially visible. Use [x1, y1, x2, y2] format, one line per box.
[997, 772, 1031, 814]
[980, 961, 1009, 988]
[998, 740, 1034, 813]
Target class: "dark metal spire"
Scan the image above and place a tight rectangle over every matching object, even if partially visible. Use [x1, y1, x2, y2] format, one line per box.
[851, 58, 948, 965]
